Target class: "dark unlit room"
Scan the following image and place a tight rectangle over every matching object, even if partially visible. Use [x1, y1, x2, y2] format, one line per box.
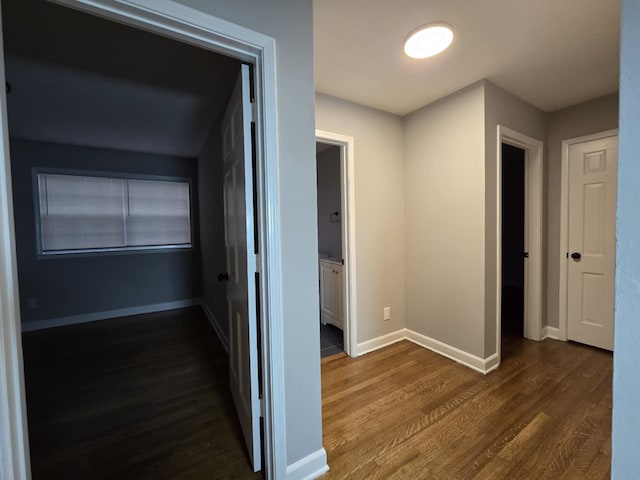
[0, 1, 638, 479]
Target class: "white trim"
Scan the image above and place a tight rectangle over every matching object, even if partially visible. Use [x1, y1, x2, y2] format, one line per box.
[23, 298, 232, 352]
[541, 326, 561, 340]
[53, 0, 270, 62]
[355, 329, 406, 356]
[355, 329, 498, 375]
[315, 130, 357, 357]
[201, 303, 229, 353]
[496, 126, 544, 366]
[559, 129, 619, 342]
[249, 24, 287, 480]
[1, 1, 287, 478]
[484, 353, 500, 374]
[0, 3, 31, 476]
[405, 329, 498, 375]
[285, 448, 329, 480]
[21, 299, 202, 332]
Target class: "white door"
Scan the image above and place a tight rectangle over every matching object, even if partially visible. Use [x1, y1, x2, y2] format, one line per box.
[567, 134, 618, 351]
[222, 65, 261, 471]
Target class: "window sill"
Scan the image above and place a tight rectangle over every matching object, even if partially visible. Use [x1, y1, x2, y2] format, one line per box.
[37, 244, 193, 260]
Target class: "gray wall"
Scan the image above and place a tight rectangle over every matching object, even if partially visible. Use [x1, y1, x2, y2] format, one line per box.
[197, 125, 228, 343]
[545, 93, 619, 329]
[318, 82, 618, 366]
[10, 139, 202, 325]
[175, 0, 323, 468]
[403, 82, 486, 358]
[484, 81, 548, 356]
[316, 145, 341, 259]
[612, 0, 639, 474]
[315, 93, 406, 344]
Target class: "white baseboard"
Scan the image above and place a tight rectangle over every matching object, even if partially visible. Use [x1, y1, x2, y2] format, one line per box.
[405, 329, 494, 374]
[356, 328, 498, 375]
[201, 302, 229, 352]
[483, 353, 500, 374]
[286, 448, 329, 480]
[542, 326, 561, 340]
[21, 299, 203, 332]
[355, 329, 406, 356]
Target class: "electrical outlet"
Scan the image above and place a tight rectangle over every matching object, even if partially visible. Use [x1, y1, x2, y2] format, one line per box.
[27, 298, 37, 309]
[384, 307, 391, 321]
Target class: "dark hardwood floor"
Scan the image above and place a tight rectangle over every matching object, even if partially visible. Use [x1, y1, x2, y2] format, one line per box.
[320, 336, 612, 479]
[24, 309, 612, 479]
[22, 307, 262, 480]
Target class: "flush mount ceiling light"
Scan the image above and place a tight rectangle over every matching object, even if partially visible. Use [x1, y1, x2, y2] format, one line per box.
[404, 23, 454, 59]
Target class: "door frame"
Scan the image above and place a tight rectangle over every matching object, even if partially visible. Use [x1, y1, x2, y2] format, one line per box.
[496, 126, 544, 362]
[0, 1, 286, 479]
[558, 129, 619, 341]
[0, 3, 31, 476]
[315, 130, 357, 356]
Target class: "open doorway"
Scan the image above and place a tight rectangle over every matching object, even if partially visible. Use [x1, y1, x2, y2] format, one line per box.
[316, 142, 344, 357]
[315, 130, 356, 358]
[0, 1, 282, 478]
[2, 0, 247, 473]
[496, 126, 544, 366]
[500, 143, 526, 346]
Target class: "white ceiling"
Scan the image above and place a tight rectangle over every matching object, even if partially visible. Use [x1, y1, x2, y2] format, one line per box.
[3, 0, 240, 157]
[314, 0, 620, 116]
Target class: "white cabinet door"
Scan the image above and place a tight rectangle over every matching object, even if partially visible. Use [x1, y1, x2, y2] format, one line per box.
[333, 264, 343, 326]
[320, 261, 336, 320]
[319, 260, 343, 329]
[567, 135, 618, 351]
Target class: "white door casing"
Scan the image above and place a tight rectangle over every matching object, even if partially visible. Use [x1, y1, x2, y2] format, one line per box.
[315, 130, 357, 357]
[223, 65, 262, 471]
[0, 4, 31, 478]
[495, 126, 544, 367]
[566, 135, 618, 351]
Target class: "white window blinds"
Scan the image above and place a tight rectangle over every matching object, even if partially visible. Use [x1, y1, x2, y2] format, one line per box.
[126, 179, 191, 247]
[37, 173, 191, 254]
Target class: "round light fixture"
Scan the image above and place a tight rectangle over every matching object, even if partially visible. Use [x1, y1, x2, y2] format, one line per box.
[404, 23, 454, 59]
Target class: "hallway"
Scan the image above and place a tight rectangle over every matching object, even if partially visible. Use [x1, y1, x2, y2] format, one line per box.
[321, 337, 612, 479]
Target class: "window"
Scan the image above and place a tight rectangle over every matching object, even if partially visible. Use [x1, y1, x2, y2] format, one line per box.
[36, 172, 192, 255]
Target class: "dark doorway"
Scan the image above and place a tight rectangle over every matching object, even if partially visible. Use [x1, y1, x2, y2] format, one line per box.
[501, 143, 526, 338]
[316, 142, 345, 358]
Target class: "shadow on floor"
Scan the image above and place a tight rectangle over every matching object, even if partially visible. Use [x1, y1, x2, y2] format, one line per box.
[21, 307, 263, 480]
[320, 323, 343, 358]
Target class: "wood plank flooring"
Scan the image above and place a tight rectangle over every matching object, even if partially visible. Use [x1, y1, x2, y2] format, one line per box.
[24, 310, 612, 479]
[320, 336, 612, 479]
[22, 307, 262, 480]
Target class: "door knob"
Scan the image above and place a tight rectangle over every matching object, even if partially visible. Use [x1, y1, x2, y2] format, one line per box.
[571, 252, 582, 260]
[218, 272, 230, 281]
